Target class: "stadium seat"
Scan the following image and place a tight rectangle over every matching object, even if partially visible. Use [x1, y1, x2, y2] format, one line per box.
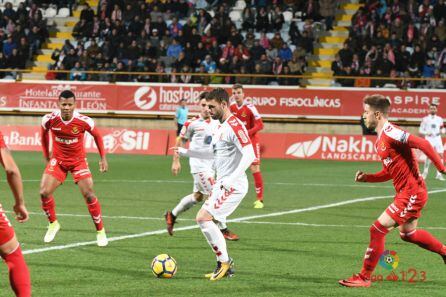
[45, 7, 57, 18]
[234, 0, 246, 10]
[229, 10, 242, 22]
[283, 11, 293, 23]
[57, 8, 70, 18]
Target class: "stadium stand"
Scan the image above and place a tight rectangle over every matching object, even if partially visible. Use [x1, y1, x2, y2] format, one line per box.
[1, 1, 445, 88]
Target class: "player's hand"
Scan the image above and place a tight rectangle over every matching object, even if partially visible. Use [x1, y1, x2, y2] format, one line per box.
[355, 171, 367, 182]
[13, 203, 29, 223]
[171, 160, 181, 176]
[99, 157, 108, 173]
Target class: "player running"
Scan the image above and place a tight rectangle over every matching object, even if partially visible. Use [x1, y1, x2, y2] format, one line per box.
[419, 103, 445, 180]
[174, 88, 255, 281]
[40, 90, 109, 247]
[339, 94, 446, 288]
[166, 92, 240, 241]
[230, 84, 265, 209]
[0, 131, 31, 297]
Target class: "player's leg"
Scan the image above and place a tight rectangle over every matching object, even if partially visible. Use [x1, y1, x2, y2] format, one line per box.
[0, 210, 31, 297]
[435, 149, 444, 180]
[77, 177, 108, 246]
[199, 183, 247, 280]
[251, 141, 264, 208]
[196, 208, 232, 281]
[399, 218, 446, 261]
[165, 191, 203, 236]
[40, 161, 65, 243]
[339, 210, 395, 287]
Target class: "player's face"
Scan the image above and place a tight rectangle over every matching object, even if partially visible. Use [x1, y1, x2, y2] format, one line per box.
[363, 104, 378, 130]
[232, 88, 244, 105]
[59, 97, 76, 120]
[429, 105, 437, 115]
[207, 99, 225, 122]
[199, 98, 210, 119]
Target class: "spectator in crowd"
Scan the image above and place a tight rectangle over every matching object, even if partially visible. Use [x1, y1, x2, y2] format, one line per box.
[174, 99, 188, 136]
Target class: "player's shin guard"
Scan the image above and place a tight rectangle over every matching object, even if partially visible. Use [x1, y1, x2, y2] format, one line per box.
[41, 196, 57, 223]
[2, 246, 31, 297]
[360, 220, 389, 279]
[400, 229, 444, 254]
[253, 171, 264, 200]
[197, 220, 229, 263]
[86, 197, 104, 231]
[172, 194, 197, 217]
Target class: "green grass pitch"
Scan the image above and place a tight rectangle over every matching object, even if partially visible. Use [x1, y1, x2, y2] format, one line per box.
[1, 152, 446, 296]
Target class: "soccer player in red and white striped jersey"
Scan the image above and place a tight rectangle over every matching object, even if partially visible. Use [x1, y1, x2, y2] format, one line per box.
[230, 84, 265, 209]
[339, 94, 446, 288]
[0, 131, 31, 296]
[40, 90, 109, 247]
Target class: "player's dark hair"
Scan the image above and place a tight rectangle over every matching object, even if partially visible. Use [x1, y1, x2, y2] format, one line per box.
[364, 94, 390, 115]
[429, 103, 438, 107]
[232, 83, 243, 90]
[59, 90, 76, 100]
[199, 91, 209, 100]
[207, 88, 229, 103]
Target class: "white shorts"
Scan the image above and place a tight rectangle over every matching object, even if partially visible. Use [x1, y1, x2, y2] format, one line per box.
[426, 137, 444, 154]
[201, 178, 248, 223]
[192, 171, 215, 195]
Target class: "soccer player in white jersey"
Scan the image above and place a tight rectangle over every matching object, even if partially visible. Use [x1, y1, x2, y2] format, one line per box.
[174, 88, 255, 281]
[166, 92, 240, 241]
[419, 103, 445, 180]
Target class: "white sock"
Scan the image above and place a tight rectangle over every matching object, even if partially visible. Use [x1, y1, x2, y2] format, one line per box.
[217, 221, 227, 230]
[172, 194, 197, 217]
[198, 220, 229, 262]
[423, 159, 431, 174]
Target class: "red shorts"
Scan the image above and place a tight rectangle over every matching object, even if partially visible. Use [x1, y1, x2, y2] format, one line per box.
[251, 140, 261, 166]
[45, 158, 92, 183]
[385, 189, 428, 226]
[0, 204, 15, 245]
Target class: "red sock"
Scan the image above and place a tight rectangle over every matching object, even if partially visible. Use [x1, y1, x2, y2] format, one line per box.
[253, 171, 264, 200]
[400, 229, 444, 254]
[41, 196, 57, 223]
[360, 220, 389, 279]
[87, 197, 104, 231]
[2, 246, 31, 297]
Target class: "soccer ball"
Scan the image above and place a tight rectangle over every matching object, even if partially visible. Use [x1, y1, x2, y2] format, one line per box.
[151, 254, 177, 278]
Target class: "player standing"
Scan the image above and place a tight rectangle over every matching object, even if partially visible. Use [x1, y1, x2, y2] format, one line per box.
[339, 94, 446, 288]
[230, 84, 265, 209]
[419, 103, 445, 180]
[174, 88, 255, 281]
[40, 90, 109, 246]
[166, 92, 240, 241]
[0, 131, 31, 296]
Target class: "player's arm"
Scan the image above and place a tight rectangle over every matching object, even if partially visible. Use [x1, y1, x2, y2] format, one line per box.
[247, 105, 264, 137]
[407, 134, 446, 173]
[0, 147, 29, 222]
[418, 118, 430, 137]
[357, 167, 391, 183]
[41, 126, 51, 162]
[89, 128, 108, 173]
[221, 124, 255, 190]
[172, 122, 190, 175]
[176, 147, 214, 159]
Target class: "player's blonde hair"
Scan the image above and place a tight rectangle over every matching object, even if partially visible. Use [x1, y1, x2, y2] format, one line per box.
[364, 94, 391, 115]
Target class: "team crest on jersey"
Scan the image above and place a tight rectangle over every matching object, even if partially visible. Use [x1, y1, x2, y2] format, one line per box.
[380, 141, 386, 151]
[241, 111, 247, 117]
[72, 127, 79, 134]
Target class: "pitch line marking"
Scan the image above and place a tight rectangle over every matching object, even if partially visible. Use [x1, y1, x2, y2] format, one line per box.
[22, 188, 446, 255]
